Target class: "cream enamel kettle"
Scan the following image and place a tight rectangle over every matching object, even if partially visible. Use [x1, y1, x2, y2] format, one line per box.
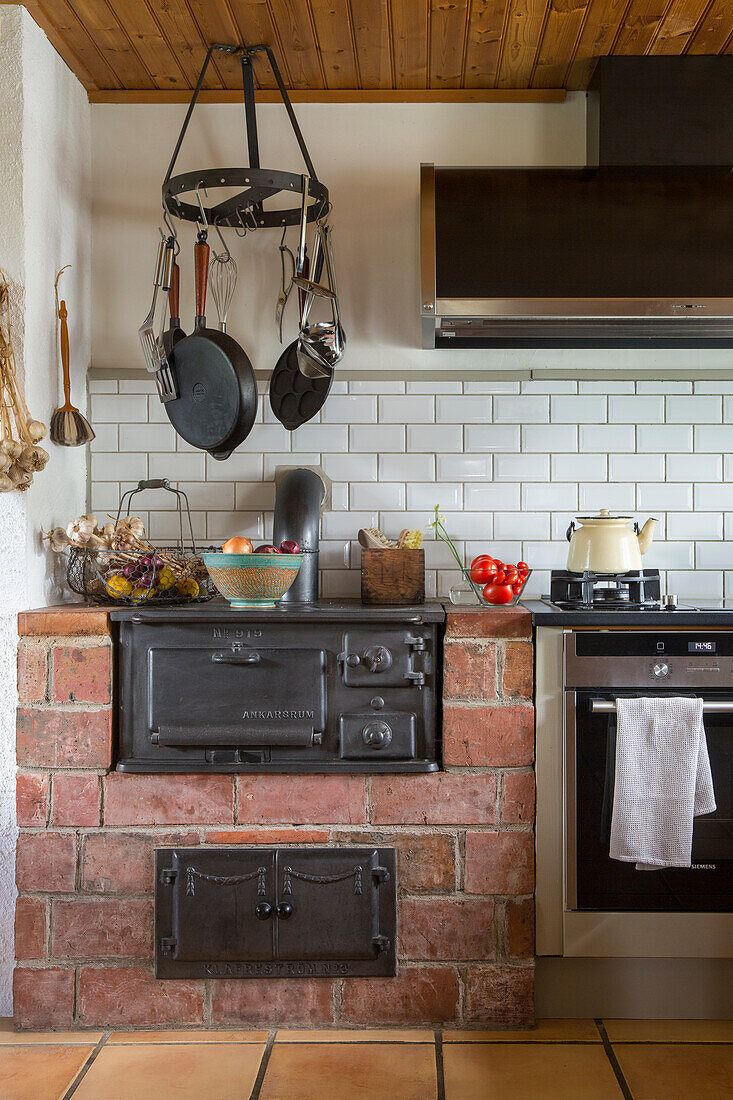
[566, 509, 657, 574]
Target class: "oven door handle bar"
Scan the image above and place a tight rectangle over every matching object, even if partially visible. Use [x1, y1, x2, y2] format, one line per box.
[211, 649, 261, 665]
[590, 699, 733, 714]
[152, 725, 315, 747]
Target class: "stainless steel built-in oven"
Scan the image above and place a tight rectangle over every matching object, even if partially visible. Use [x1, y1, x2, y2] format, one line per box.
[565, 631, 733, 915]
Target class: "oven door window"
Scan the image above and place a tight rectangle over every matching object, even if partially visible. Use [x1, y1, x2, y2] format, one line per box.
[570, 690, 732, 912]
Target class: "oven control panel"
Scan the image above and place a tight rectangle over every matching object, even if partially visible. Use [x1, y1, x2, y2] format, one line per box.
[566, 631, 733, 688]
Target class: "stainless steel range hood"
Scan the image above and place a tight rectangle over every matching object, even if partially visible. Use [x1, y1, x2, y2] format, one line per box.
[421, 59, 733, 351]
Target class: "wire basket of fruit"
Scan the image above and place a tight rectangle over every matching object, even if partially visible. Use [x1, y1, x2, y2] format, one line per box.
[47, 479, 215, 605]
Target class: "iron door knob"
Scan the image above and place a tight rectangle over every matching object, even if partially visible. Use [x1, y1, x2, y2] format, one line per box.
[362, 721, 393, 749]
[255, 902, 273, 920]
[275, 902, 293, 920]
[653, 662, 669, 677]
[363, 646, 393, 673]
[346, 654, 360, 667]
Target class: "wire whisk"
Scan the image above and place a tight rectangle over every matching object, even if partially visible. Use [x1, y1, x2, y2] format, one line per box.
[208, 223, 238, 333]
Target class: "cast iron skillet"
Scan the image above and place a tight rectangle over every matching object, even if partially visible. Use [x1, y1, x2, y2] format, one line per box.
[166, 237, 257, 460]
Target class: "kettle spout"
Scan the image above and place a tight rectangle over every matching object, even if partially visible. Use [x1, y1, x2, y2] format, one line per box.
[637, 517, 657, 556]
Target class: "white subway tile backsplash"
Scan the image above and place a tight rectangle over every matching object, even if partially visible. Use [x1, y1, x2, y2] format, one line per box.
[464, 482, 520, 510]
[494, 395, 548, 423]
[323, 454, 378, 482]
[351, 482, 406, 510]
[407, 425, 462, 452]
[609, 395, 664, 423]
[552, 453, 607, 481]
[667, 512, 722, 541]
[407, 481, 461, 510]
[379, 395, 434, 423]
[609, 454, 664, 482]
[580, 425, 635, 452]
[667, 454, 722, 482]
[694, 425, 733, 452]
[494, 454, 549, 482]
[464, 425, 520, 452]
[92, 394, 148, 422]
[437, 454, 491, 481]
[89, 377, 733, 599]
[494, 511, 550, 540]
[523, 483, 578, 511]
[695, 482, 733, 510]
[380, 454, 434, 481]
[93, 451, 147, 483]
[638, 425, 693, 452]
[666, 395, 721, 423]
[436, 395, 491, 423]
[522, 424, 578, 452]
[351, 425, 405, 452]
[320, 396, 377, 423]
[579, 483, 635, 511]
[550, 395, 606, 423]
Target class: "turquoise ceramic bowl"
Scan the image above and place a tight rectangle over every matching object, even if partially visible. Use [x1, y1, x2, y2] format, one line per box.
[202, 552, 304, 608]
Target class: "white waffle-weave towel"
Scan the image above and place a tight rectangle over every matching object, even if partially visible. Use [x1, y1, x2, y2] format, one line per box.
[609, 696, 716, 870]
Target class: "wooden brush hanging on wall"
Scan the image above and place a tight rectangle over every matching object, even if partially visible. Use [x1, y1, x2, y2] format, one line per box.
[0, 269, 49, 492]
[50, 266, 95, 447]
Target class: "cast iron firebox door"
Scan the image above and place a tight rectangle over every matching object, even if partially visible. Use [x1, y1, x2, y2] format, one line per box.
[155, 847, 396, 979]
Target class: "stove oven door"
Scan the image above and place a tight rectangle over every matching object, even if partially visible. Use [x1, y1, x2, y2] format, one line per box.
[567, 689, 733, 912]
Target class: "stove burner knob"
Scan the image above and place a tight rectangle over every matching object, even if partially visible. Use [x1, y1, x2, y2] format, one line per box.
[255, 902, 273, 921]
[363, 646, 393, 673]
[275, 902, 293, 920]
[653, 662, 670, 678]
[362, 721, 393, 749]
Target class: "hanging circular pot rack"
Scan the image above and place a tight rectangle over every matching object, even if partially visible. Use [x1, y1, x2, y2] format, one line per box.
[161, 43, 329, 232]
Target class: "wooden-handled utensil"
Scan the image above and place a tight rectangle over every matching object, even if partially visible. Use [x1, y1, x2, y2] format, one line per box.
[50, 274, 95, 447]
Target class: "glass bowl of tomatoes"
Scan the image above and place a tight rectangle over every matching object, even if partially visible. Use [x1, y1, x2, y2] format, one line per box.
[451, 555, 531, 606]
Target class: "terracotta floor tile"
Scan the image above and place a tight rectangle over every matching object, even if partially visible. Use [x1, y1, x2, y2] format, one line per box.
[260, 1041, 437, 1100]
[0, 1019, 103, 1044]
[276, 1028, 434, 1043]
[107, 1029, 268, 1044]
[0, 1045, 93, 1100]
[444, 1019, 600, 1042]
[71, 1042, 265, 1100]
[443, 1043, 623, 1099]
[614, 1043, 733, 1099]
[604, 1018, 733, 1043]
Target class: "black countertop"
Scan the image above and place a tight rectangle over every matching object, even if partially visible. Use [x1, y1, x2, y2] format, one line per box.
[526, 598, 733, 627]
[110, 598, 446, 623]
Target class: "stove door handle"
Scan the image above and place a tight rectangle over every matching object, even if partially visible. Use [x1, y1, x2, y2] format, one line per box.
[211, 649, 261, 665]
[591, 699, 733, 714]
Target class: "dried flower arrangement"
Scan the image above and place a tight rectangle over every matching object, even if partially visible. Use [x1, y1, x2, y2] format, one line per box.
[0, 270, 49, 491]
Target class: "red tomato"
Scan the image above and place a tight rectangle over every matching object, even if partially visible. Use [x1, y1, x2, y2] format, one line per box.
[505, 567, 518, 581]
[494, 570, 506, 584]
[493, 559, 504, 568]
[512, 583, 523, 595]
[483, 582, 514, 605]
[517, 561, 529, 571]
[470, 561, 493, 584]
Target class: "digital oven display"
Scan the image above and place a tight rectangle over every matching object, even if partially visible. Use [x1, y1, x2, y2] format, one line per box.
[688, 640, 716, 654]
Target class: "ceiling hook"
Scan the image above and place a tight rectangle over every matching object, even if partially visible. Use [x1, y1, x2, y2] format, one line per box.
[162, 205, 180, 256]
[233, 208, 248, 238]
[194, 181, 209, 237]
[211, 221, 231, 263]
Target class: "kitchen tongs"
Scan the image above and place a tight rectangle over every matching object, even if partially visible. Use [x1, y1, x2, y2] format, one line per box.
[139, 237, 178, 402]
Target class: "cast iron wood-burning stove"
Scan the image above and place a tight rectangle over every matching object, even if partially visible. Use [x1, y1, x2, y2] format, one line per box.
[155, 846, 397, 978]
[112, 601, 443, 773]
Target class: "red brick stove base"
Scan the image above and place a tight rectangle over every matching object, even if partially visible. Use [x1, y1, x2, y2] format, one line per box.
[14, 605, 534, 1029]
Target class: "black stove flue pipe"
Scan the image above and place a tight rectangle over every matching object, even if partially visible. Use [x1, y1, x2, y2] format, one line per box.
[273, 467, 327, 603]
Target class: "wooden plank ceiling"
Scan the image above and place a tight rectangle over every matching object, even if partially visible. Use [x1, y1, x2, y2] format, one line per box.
[16, 0, 733, 102]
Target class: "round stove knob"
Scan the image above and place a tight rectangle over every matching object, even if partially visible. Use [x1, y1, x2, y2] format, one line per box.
[362, 721, 393, 749]
[653, 662, 670, 678]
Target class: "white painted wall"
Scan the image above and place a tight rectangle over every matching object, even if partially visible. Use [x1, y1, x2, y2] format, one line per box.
[0, 4, 90, 1012]
[90, 97, 587, 376]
